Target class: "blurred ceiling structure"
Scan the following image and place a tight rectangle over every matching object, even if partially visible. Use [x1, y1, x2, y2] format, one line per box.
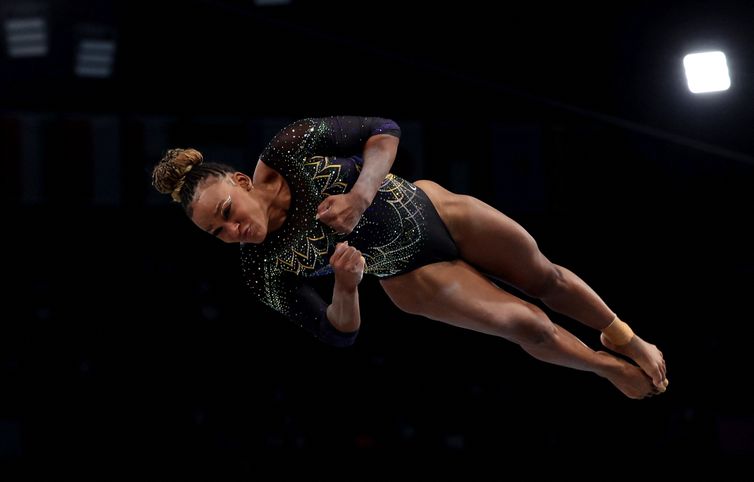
[1, 0, 752, 157]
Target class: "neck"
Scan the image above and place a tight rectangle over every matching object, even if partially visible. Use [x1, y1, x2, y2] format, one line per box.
[262, 179, 290, 232]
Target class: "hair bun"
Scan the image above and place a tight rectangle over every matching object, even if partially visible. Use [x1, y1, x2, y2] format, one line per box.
[151, 148, 204, 201]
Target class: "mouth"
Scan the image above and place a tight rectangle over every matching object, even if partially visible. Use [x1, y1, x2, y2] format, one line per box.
[244, 225, 253, 241]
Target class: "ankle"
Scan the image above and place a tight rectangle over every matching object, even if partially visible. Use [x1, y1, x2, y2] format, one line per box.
[602, 315, 635, 345]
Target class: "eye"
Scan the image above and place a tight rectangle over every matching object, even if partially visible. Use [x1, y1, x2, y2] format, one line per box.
[223, 201, 231, 220]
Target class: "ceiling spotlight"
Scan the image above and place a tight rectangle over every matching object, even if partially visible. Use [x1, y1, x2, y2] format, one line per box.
[683, 51, 731, 94]
[4, 16, 48, 57]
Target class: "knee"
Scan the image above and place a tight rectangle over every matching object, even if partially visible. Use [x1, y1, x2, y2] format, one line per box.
[521, 263, 565, 299]
[498, 303, 557, 346]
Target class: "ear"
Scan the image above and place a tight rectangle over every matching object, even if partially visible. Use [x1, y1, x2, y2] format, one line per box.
[232, 172, 253, 191]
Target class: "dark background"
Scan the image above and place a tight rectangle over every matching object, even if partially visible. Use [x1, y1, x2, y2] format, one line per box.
[2, 0, 753, 474]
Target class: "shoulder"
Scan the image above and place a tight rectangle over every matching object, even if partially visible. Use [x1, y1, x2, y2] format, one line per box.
[274, 117, 322, 138]
[263, 118, 323, 155]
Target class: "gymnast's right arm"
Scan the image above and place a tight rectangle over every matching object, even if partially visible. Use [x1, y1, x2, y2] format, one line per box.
[325, 241, 364, 334]
[326, 281, 361, 334]
[282, 241, 364, 346]
[258, 276, 358, 348]
[289, 282, 360, 347]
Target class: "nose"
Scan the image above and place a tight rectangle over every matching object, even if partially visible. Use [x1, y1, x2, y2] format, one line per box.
[221, 221, 242, 242]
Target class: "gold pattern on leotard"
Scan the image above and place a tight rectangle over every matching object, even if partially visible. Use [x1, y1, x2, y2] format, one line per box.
[239, 117, 441, 325]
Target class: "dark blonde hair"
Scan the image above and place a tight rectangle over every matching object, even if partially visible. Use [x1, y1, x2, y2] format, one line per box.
[151, 148, 235, 212]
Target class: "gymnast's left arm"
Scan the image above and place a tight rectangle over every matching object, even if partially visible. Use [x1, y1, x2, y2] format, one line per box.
[350, 128, 400, 209]
[316, 116, 401, 233]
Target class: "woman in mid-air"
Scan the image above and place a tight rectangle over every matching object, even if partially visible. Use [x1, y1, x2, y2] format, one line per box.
[152, 116, 668, 399]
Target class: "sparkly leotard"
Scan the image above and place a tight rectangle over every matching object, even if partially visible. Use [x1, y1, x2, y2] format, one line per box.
[241, 117, 458, 346]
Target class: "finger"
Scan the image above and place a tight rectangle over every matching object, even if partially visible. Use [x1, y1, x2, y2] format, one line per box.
[341, 248, 359, 264]
[329, 250, 341, 264]
[316, 199, 330, 214]
[348, 249, 363, 264]
[315, 201, 331, 220]
[351, 256, 366, 272]
[317, 210, 335, 223]
[329, 242, 347, 263]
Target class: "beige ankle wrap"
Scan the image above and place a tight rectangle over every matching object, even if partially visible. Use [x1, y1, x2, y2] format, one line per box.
[602, 316, 635, 346]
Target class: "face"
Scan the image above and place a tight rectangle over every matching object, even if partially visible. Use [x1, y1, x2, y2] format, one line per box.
[190, 173, 268, 244]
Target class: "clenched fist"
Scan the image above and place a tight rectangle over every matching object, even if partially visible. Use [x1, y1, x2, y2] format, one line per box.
[329, 241, 365, 289]
[316, 192, 369, 235]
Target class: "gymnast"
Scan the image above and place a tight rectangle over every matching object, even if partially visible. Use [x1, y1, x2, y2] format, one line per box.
[152, 116, 668, 399]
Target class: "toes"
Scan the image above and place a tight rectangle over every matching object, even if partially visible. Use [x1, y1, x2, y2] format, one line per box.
[652, 372, 665, 388]
[656, 378, 669, 393]
[655, 362, 668, 387]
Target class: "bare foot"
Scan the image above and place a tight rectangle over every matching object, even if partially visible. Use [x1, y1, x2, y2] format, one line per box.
[595, 351, 659, 399]
[600, 333, 668, 390]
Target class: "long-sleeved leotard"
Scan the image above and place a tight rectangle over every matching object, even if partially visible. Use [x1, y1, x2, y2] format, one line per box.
[241, 116, 458, 346]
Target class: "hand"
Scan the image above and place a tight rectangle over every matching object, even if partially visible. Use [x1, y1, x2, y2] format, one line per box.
[329, 241, 366, 288]
[316, 192, 369, 235]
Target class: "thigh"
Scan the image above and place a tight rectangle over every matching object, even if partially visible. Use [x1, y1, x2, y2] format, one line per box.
[414, 180, 554, 295]
[379, 259, 550, 344]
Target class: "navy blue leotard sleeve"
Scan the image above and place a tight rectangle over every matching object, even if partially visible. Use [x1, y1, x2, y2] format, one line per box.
[259, 116, 401, 172]
[254, 269, 359, 348]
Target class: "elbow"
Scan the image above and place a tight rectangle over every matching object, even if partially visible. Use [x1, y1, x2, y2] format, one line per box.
[387, 122, 401, 139]
[365, 133, 400, 156]
[376, 118, 401, 139]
